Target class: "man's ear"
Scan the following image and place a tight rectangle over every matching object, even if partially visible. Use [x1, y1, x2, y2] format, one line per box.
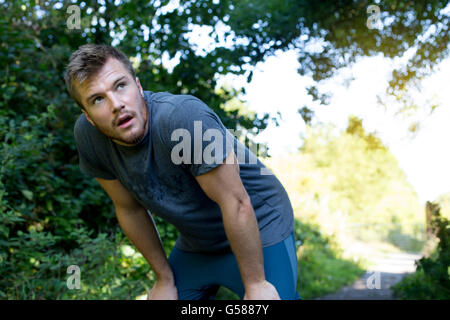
[136, 77, 144, 98]
[82, 109, 96, 127]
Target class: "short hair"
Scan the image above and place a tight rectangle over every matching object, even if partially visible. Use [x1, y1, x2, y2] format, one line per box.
[64, 44, 136, 109]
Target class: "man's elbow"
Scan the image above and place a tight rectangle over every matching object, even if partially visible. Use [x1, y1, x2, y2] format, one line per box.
[239, 194, 253, 212]
[222, 192, 253, 217]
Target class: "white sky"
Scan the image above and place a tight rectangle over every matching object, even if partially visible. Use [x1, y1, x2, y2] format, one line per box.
[216, 51, 450, 205]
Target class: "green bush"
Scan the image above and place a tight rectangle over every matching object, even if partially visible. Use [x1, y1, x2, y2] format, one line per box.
[293, 219, 366, 299]
[0, 18, 180, 299]
[0, 111, 178, 299]
[392, 202, 450, 299]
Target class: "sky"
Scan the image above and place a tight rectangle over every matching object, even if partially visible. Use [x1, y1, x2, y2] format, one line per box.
[216, 50, 450, 205]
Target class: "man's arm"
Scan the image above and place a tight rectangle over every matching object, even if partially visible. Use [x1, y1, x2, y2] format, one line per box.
[194, 151, 280, 300]
[95, 178, 177, 299]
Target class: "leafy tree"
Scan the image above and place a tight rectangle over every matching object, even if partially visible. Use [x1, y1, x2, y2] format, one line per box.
[221, 0, 449, 119]
[7, 0, 448, 120]
[434, 193, 450, 220]
[306, 116, 420, 218]
[265, 115, 424, 252]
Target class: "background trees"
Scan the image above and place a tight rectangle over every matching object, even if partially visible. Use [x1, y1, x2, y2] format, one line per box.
[1, 0, 447, 299]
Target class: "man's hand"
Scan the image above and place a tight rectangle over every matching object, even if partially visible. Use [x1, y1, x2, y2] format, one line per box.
[244, 280, 281, 300]
[147, 280, 178, 300]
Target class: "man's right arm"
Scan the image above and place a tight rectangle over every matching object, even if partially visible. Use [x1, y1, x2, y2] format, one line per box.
[95, 178, 177, 299]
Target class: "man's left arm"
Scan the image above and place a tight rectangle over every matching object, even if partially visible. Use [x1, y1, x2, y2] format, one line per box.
[194, 150, 280, 300]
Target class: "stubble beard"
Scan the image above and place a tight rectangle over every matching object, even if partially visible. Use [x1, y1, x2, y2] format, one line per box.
[90, 97, 149, 146]
[117, 97, 149, 146]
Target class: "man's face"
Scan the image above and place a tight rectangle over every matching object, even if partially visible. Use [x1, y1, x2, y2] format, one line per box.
[76, 57, 148, 147]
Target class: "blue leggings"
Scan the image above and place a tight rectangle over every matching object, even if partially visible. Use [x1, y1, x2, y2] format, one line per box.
[168, 232, 301, 300]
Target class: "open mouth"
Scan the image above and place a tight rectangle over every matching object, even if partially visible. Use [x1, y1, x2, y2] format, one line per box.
[118, 115, 134, 127]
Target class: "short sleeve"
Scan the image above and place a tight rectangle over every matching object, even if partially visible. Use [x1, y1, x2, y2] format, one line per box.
[73, 116, 117, 180]
[161, 97, 235, 177]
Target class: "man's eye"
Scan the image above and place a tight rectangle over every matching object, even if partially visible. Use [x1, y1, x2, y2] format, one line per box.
[117, 82, 126, 90]
[93, 97, 103, 105]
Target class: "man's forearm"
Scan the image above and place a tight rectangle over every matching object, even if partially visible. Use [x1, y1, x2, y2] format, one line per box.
[115, 207, 174, 283]
[220, 197, 266, 290]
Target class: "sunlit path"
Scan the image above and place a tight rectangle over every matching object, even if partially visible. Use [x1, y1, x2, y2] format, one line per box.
[315, 251, 422, 300]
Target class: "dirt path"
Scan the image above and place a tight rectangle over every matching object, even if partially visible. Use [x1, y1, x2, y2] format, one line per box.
[315, 252, 423, 300]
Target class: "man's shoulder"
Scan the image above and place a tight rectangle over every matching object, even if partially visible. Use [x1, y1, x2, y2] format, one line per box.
[150, 91, 209, 127]
[150, 91, 205, 112]
[73, 112, 89, 140]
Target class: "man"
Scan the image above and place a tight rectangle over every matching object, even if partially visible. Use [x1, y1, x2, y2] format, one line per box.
[65, 44, 301, 300]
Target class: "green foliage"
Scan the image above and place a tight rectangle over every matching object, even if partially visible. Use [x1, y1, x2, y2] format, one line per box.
[299, 116, 424, 246]
[392, 203, 450, 299]
[0, 98, 156, 298]
[434, 192, 450, 220]
[0, 0, 265, 299]
[220, 0, 449, 118]
[264, 115, 425, 302]
[0, 216, 153, 299]
[293, 219, 366, 299]
[6, 0, 447, 121]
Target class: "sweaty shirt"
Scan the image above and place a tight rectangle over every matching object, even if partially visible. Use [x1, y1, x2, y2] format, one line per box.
[73, 91, 294, 253]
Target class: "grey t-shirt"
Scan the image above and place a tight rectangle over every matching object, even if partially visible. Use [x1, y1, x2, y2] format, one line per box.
[74, 91, 294, 253]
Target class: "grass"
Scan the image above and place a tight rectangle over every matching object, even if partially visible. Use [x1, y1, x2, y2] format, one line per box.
[294, 220, 367, 299]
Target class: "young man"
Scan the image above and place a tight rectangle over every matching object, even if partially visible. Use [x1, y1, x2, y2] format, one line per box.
[65, 44, 301, 300]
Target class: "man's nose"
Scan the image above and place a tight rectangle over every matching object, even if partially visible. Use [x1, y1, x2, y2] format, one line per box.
[109, 93, 124, 112]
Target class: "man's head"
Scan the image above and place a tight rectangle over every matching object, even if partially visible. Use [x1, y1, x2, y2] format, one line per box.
[65, 44, 148, 146]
